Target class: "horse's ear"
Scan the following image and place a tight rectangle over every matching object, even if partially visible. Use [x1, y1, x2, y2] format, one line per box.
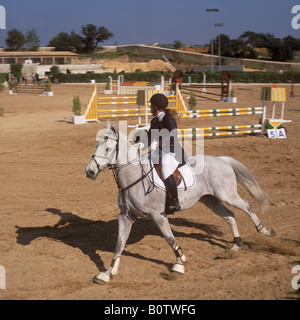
[105, 120, 111, 129]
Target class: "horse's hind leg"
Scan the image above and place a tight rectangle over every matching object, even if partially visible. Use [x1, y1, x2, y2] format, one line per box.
[200, 195, 243, 251]
[151, 212, 186, 274]
[94, 211, 134, 284]
[223, 195, 276, 237]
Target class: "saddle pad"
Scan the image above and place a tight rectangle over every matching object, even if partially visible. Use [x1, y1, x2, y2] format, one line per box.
[150, 161, 196, 191]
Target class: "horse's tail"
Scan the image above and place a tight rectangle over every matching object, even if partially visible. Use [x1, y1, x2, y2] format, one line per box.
[219, 156, 269, 213]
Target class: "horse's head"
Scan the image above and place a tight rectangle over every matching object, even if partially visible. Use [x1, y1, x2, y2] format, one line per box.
[85, 121, 118, 180]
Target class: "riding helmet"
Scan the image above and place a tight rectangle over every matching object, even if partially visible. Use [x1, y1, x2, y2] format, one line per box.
[150, 93, 168, 109]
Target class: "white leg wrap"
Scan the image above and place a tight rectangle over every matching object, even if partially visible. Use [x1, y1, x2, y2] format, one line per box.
[175, 246, 186, 263]
[111, 257, 120, 276]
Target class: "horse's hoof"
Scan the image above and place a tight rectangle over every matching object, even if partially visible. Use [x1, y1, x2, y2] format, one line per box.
[171, 263, 185, 274]
[93, 272, 111, 284]
[230, 243, 241, 252]
[267, 227, 276, 237]
[259, 227, 276, 237]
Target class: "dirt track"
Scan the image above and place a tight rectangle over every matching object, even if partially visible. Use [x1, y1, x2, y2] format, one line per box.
[0, 83, 299, 300]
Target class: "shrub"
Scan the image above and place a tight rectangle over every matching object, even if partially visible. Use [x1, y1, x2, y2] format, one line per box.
[56, 70, 300, 84]
[189, 91, 197, 110]
[0, 73, 8, 83]
[50, 65, 60, 75]
[72, 95, 82, 116]
[44, 80, 52, 92]
[105, 79, 110, 90]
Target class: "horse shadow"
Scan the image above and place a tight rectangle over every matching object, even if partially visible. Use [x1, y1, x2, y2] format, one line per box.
[169, 217, 228, 249]
[15, 208, 228, 272]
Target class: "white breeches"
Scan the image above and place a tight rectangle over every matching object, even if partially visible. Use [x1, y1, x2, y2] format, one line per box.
[161, 153, 179, 180]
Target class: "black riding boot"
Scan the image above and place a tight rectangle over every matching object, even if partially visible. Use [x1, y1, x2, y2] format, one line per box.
[164, 175, 181, 214]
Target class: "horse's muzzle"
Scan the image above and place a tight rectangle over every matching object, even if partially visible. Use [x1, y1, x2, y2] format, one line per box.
[86, 169, 98, 180]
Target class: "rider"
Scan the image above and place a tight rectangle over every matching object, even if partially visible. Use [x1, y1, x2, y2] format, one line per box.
[140, 93, 187, 214]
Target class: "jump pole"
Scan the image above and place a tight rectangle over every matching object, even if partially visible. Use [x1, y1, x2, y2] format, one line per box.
[178, 124, 262, 133]
[179, 110, 263, 119]
[178, 129, 262, 138]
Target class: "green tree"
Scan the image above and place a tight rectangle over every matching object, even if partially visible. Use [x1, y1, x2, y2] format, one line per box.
[215, 34, 234, 57]
[81, 24, 113, 53]
[267, 38, 294, 62]
[173, 40, 183, 50]
[239, 31, 274, 48]
[69, 31, 83, 52]
[10, 63, 23, 81]
[48, 32, 70, 51]
[25, 28, 40, 51]
[230, 39, 245, 57]
[6, 29, 25, 51]
[283, 36, 300, 51]
[48, 31, 82, 52]
[212, 34, 258, 59]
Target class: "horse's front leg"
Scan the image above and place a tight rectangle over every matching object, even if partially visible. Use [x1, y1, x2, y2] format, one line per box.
[152, 212, 186, 274]
[93, 211, 134, 284]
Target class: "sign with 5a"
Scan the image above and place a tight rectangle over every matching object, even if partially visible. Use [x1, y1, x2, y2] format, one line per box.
[267, 128, 286, 139]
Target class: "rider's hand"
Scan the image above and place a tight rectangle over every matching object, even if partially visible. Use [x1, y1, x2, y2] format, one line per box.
[151, 141, 158, 152]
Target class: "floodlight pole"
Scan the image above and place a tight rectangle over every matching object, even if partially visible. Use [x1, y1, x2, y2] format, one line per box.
[206, 9, 219, 73]
[215, 23, 224, 72]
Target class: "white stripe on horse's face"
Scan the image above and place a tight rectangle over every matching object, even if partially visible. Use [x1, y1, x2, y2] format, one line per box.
[85, 130, 117, 180]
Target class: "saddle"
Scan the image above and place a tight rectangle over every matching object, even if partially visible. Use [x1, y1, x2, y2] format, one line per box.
[154, 164, 187, 191]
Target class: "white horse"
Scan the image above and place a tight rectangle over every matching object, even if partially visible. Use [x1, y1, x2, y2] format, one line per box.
[85, 121, 275, 284]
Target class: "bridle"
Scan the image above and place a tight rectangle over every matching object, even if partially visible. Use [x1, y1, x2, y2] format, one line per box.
[90, 131, 118, 172]
[90, 129, 154, 194]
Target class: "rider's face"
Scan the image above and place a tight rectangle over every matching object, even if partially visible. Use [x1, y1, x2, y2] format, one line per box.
[150, 104, 158, 116]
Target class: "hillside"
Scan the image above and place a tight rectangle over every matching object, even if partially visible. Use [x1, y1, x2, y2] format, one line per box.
[77, 54, 171, 73]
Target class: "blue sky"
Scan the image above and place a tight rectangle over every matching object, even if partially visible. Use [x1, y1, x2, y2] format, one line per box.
[0, 0, 299, 48]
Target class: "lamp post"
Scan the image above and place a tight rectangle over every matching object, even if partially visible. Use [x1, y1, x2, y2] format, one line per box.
[214, 23, 224, 72]
[206, 8, 219, 73]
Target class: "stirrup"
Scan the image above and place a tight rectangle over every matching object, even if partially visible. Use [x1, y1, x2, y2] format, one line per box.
[165, 201, 181, 215]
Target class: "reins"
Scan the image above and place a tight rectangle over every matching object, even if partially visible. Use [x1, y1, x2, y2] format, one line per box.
[109, 150, 154, 194]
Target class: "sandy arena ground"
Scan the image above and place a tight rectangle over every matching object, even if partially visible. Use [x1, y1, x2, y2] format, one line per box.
[0, 83, 299, 300]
